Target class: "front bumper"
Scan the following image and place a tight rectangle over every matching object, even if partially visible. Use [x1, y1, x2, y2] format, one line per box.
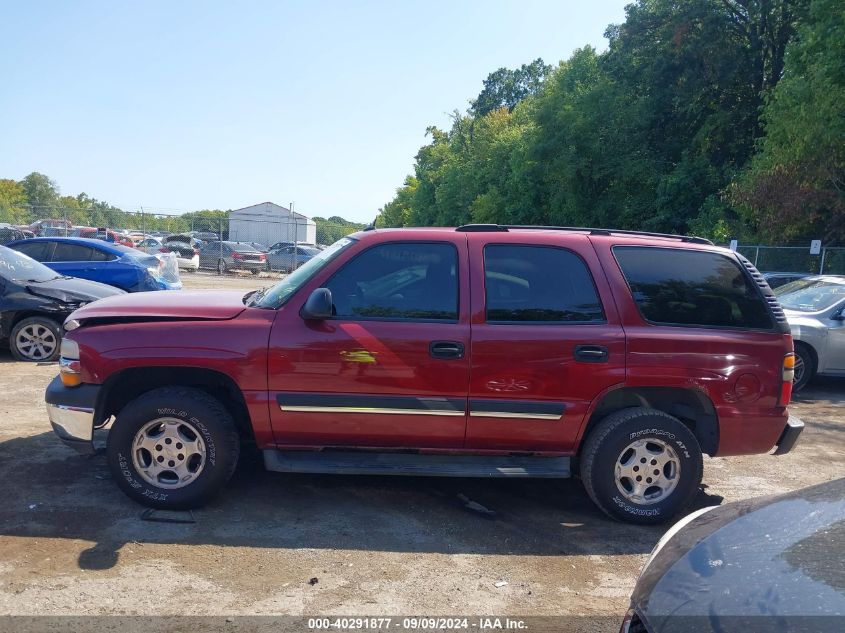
[45, 376, 100, 455]
[773, 416, 804, 455]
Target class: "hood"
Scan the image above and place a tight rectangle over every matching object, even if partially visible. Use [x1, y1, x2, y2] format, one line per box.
[633, 478, 845, 630]
[67, 290, 249, 324]
[27, 276, 126, 303]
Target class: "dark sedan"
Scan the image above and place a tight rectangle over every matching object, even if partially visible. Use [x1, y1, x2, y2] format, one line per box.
[0, 245, 123, 361]
[621, 477, 845, 633]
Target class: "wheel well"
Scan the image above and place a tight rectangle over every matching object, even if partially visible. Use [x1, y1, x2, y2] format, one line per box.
[97, 367, 254, 443]
[580, 387, 719, 456]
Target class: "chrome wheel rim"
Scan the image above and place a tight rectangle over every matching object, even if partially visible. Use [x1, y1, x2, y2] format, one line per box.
[132, 418, 207, 489]
[793, 354, 805, 386]
[15, 323, 57, 360]
[615, 438, 680, 505]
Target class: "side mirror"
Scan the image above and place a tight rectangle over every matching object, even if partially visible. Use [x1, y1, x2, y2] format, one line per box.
[300, 288, 333, 320]
[831, 311, 845, 322]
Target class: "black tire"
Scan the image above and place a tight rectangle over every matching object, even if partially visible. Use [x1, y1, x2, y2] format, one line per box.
[106, 387, 240, 509]
[10, 316, 61, 362]
[250, 268, 260, 275]
[217, 258, 227, 275]
[793, 342, 816, 393]
[580, 407, 703, 525]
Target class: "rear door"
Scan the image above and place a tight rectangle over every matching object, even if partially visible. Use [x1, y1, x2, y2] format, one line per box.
[465, 233, 626, 451]
[267, 237, 471, 448]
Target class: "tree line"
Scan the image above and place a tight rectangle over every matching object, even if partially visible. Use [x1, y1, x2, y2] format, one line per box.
[378, 0, 843, 244]
[0, 173, 362, 243]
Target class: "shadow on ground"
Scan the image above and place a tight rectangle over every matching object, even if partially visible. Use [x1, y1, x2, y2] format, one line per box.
[0, 431, 729, 571]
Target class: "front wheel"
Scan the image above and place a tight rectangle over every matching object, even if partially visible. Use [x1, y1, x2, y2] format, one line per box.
[106, 387, 240, 509]
[580, 407, 703, 525]
[10, 316, 61, 362]
[792, 343, 816, 393]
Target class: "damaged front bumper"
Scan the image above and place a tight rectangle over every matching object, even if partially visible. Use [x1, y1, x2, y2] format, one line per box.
[45, 376, 100, 455]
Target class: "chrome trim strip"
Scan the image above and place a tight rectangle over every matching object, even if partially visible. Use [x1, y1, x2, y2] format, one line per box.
[280, 405, 464, 417]
[469, 411, 562, 420]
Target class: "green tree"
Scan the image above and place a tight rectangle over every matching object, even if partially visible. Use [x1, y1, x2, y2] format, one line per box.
[0, 179, 27, 224]
[470, 58, 551, 117]
[21, 172, 60, 216]
[733, 0, 845, 242]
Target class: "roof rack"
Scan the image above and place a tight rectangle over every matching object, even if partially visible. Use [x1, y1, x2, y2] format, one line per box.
[455, 224, 713, 245]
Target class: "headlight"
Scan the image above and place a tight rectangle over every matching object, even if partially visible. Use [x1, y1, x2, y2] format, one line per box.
[640, 506, 718, 576]
[64, 318, 82, 331]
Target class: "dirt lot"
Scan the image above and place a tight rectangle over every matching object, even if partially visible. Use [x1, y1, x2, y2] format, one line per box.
[0, 272, 843, 624]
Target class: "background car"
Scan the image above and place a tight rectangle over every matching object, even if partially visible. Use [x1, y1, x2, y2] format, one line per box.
[140, 235, 201, 271]
[0, 224, 26, 245]
[267, 244, 320, 272]
[762, 271, 811, 289]
[620, 478, 845, 633]
[198, 241, 266, 274]
[70, 226, 135, 247]
[189, 230, 220, 242]
[0, 245, 123, 361]
[774, 275, 845, 391]
[7, 237, 182, 292]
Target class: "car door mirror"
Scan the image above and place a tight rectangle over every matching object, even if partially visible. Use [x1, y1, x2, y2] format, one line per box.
[831, 310, 845, 322]
[301, 288, 333, 320]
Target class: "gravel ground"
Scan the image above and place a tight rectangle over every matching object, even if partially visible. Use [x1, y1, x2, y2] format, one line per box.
[0, 272, 842, 626]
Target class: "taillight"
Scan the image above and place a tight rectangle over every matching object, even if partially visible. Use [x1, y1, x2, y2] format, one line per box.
[259, 254, 266, 261]
[193, 248, 200, 256]
[780, 353, 795, 406]
[232, 252, 243, 260]
[159, 246, 171, 253]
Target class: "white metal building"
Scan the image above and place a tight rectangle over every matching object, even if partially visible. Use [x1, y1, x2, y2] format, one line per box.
[228, 202, 317, 245]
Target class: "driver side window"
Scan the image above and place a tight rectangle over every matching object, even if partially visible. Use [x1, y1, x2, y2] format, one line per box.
[323, 242, 458, 321]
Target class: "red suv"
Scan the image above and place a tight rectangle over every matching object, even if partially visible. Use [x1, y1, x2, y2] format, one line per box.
[45, 225, 802, 524]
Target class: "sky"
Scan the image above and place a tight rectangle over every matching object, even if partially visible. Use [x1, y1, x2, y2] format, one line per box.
[1, 1, 628, 223]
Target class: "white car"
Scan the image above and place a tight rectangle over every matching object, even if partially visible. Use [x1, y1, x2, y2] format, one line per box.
[138, 237, 200, 272]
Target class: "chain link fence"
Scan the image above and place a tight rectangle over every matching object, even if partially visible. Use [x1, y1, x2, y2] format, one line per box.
[735, 245, 845, 275]
[0, 205, 363, 278]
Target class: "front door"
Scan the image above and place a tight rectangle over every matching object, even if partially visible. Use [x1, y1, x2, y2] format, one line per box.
[464, 234, 626, 452]
[267, 238, 471, 448]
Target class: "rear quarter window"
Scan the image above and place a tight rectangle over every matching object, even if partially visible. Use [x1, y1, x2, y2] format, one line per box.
[613, 246, 774, 330]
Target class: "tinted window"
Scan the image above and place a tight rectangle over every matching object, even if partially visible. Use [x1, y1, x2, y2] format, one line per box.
[89, 248, 117, 262]
[52, 242, 94, 262]
[12, 241, 54, 262]
[614, 247, 773, 329]
[483, 245, 604, 323]
[324, 242, 458, 321]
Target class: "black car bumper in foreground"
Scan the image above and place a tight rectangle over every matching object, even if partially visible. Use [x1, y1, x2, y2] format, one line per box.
[44, 376, 100, 455]
[773, 415, 804, 455]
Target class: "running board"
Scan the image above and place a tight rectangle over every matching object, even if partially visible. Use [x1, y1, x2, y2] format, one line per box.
[262, 450, 570, 478]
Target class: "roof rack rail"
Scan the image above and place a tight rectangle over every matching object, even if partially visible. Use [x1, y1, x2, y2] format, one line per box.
[500, 225, 714, 245]
[455, 224, 509, 232]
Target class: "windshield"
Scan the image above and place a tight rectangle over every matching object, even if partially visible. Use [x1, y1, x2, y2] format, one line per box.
[252, 237, 357, 308]
[775, 278, 845, 312]
[0, 245, 60, 283]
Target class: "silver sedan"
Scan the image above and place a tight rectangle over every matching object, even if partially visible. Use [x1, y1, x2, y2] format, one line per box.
[775, 276, 845, 390]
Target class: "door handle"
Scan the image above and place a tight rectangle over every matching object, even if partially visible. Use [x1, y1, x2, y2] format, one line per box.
[429, 341, 465, 360]
[574, 345, 609, 363]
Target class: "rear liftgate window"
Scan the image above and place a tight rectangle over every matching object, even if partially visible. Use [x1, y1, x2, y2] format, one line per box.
[613, 246, 774, 329]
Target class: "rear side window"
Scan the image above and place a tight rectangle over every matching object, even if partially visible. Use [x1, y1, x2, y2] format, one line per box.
[52, 243, 94, 262]
[614, 246, 773, 329]
[89, 248, 117, 262]
[12, 241, 53, 262]
[483, 245, 605, 323]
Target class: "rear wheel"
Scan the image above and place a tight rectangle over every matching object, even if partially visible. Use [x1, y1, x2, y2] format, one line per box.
[10, 316, 61, 362]
[106, 387, 240, 509]
[580, 407, 702, 524]
[793, 343, 816, 393]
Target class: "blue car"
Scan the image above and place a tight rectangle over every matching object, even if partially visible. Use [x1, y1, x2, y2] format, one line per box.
[7, 237, 182, 293]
